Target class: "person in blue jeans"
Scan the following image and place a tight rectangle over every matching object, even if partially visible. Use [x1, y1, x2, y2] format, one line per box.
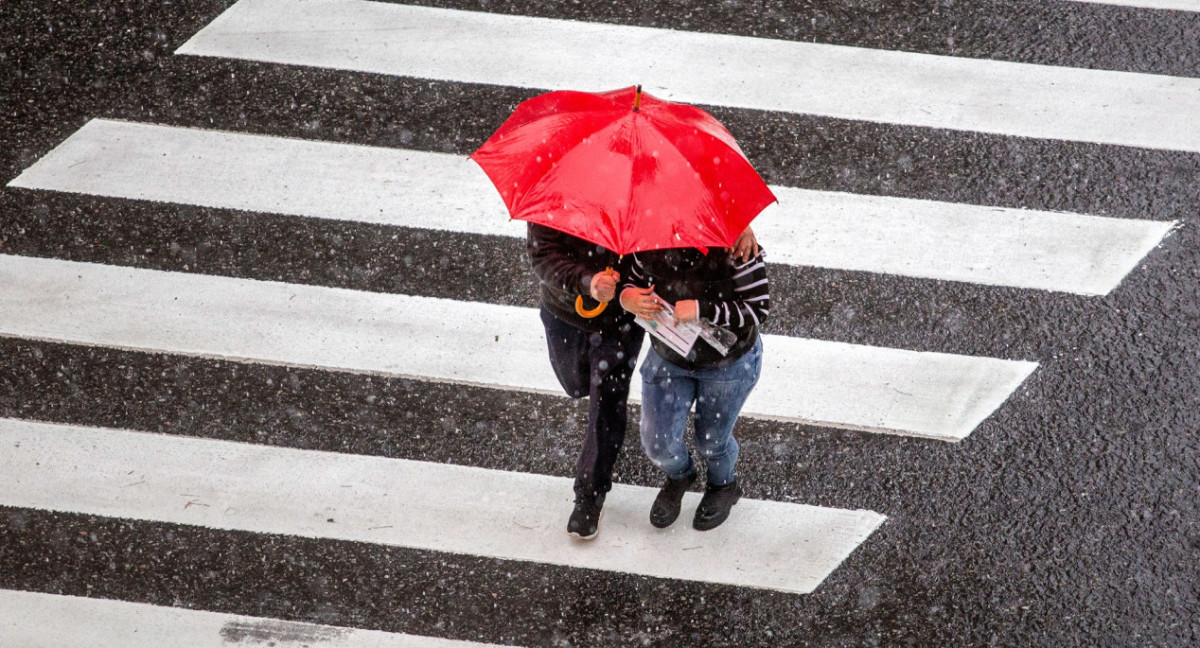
[619, 245, 768, 531]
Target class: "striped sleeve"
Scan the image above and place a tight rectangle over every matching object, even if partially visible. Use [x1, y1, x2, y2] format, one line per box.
[703, 252, 769, 329]
[622, 253, 651, 290]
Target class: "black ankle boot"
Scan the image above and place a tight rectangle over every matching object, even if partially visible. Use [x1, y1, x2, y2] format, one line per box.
[649, 471, 697, 528]
[693, 480, 742, 531]
[568, 493, 605, 540]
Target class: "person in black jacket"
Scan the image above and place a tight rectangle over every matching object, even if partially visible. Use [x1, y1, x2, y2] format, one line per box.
[620, 246, 768, 531]
[527, 223, 643, 539]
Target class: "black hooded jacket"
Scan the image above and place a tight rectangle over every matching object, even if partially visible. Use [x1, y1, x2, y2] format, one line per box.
[526, 223, 636, 333]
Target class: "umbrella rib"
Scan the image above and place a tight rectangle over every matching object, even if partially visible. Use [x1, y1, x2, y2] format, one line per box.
[649, 117, 775, 244]
[503, 114, 634, 253]
[644, 121, 731, 245]
[620, 116, 643, 255]
[499, 106, 625, 136]
[503, 109, 628, 218]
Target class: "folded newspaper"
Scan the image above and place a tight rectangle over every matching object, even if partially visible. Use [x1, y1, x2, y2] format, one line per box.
[633, 295, 737, 357]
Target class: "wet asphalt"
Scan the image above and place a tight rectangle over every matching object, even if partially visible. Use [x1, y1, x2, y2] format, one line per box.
[1, 0, 1198, 646]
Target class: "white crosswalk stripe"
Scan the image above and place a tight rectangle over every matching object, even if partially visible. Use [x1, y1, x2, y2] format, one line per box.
[0, 253, 1036, 440]
[0, 589, 514, 647]
[9, 119, 1175, 295]
[1065, 0, 1200, 11]
[0, 418, 885, 594]
[177, 0, 1200, 153]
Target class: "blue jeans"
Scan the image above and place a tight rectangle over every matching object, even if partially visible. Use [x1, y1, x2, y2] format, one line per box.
[639, 337, 762, 486]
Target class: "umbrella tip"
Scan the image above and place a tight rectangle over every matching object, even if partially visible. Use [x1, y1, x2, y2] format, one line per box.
[633, 84, 642, 112]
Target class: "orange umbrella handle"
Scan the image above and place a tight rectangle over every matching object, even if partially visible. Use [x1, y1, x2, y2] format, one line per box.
[575, 266, 616, 318]
[575, 296, 608, 318]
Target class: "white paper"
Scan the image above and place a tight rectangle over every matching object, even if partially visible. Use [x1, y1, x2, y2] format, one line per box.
[634, 296, 701, 357]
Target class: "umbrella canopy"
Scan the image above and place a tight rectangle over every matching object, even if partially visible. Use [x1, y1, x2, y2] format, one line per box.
[470, 86, 776, 256]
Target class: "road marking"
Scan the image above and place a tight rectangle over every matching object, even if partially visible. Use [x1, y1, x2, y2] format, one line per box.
[0, 418, 887, 594]
[175, 0, 1200, 154]
[0, 254, 1035, 440]
[9, 119, 1175, 295]
[1064, 0, 1200, 11]
[0, 589, 512, 648]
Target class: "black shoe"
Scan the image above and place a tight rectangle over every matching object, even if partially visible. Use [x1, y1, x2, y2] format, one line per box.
[650, 471, 697, 528]
[693, 480, 742, 531]
[567, 494, 605, 540]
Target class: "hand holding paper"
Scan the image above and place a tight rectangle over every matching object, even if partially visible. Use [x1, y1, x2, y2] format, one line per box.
[619, 285, 663, 319]
[632, 295, 702, 357]
[672, 299, 699, 324]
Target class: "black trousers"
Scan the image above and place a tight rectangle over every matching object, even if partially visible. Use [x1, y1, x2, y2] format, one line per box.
[540, 308, 645, 500]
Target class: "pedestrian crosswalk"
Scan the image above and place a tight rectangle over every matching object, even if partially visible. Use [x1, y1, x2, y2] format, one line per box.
[0, 0, 1190, 643]
[177, 0, 1200, 153]
[1067, 0, 1200, 10]
[0, 253, 1035, 440]
[0, 589, 511, 648]
[0, 418, 884, 594]
[11, 119, 1173, 294]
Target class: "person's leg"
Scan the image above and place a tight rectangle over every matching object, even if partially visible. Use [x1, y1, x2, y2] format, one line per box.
[639, 348, 702, 528]
[539, 308, 589, 399]
[540, 308, 608, 539]
[574, 322, 644, 501]
[639, 348, 698, 480]
[692, 337, 762, 530]
[692, 337, 762, 485]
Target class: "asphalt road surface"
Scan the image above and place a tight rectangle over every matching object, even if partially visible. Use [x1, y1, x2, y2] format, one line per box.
[1, 0, 1198, 646]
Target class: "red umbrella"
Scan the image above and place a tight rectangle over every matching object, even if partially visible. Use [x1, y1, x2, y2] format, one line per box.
[470, 85, 776, 256]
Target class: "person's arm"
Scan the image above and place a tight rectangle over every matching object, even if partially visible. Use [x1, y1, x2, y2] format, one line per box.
[527, 224, 594, 297]
[691, 250, 770, 328]
[527, 224, 621, 303]
[618, 254, 663, 319]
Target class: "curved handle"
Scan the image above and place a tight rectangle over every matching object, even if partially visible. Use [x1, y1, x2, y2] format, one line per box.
[576, 266, 617, 318]
[575, 295, 608, 318]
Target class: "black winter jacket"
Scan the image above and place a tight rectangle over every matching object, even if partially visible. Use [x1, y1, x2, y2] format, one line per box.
[526, 224, 636, 333]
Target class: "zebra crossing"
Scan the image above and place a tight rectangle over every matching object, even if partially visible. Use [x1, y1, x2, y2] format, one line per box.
[0, 589, 507, 647]
[0, 418, 884, 594]
[0, 251, 1036, 440]
[175, 0, 1200, 153]
[11, 118, 1173, 294]
[0, 0, 1189, 644]
[1067, 0, 1200, 10]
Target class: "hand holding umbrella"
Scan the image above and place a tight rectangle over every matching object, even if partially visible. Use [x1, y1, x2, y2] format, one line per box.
[577, 267, 620, 317]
